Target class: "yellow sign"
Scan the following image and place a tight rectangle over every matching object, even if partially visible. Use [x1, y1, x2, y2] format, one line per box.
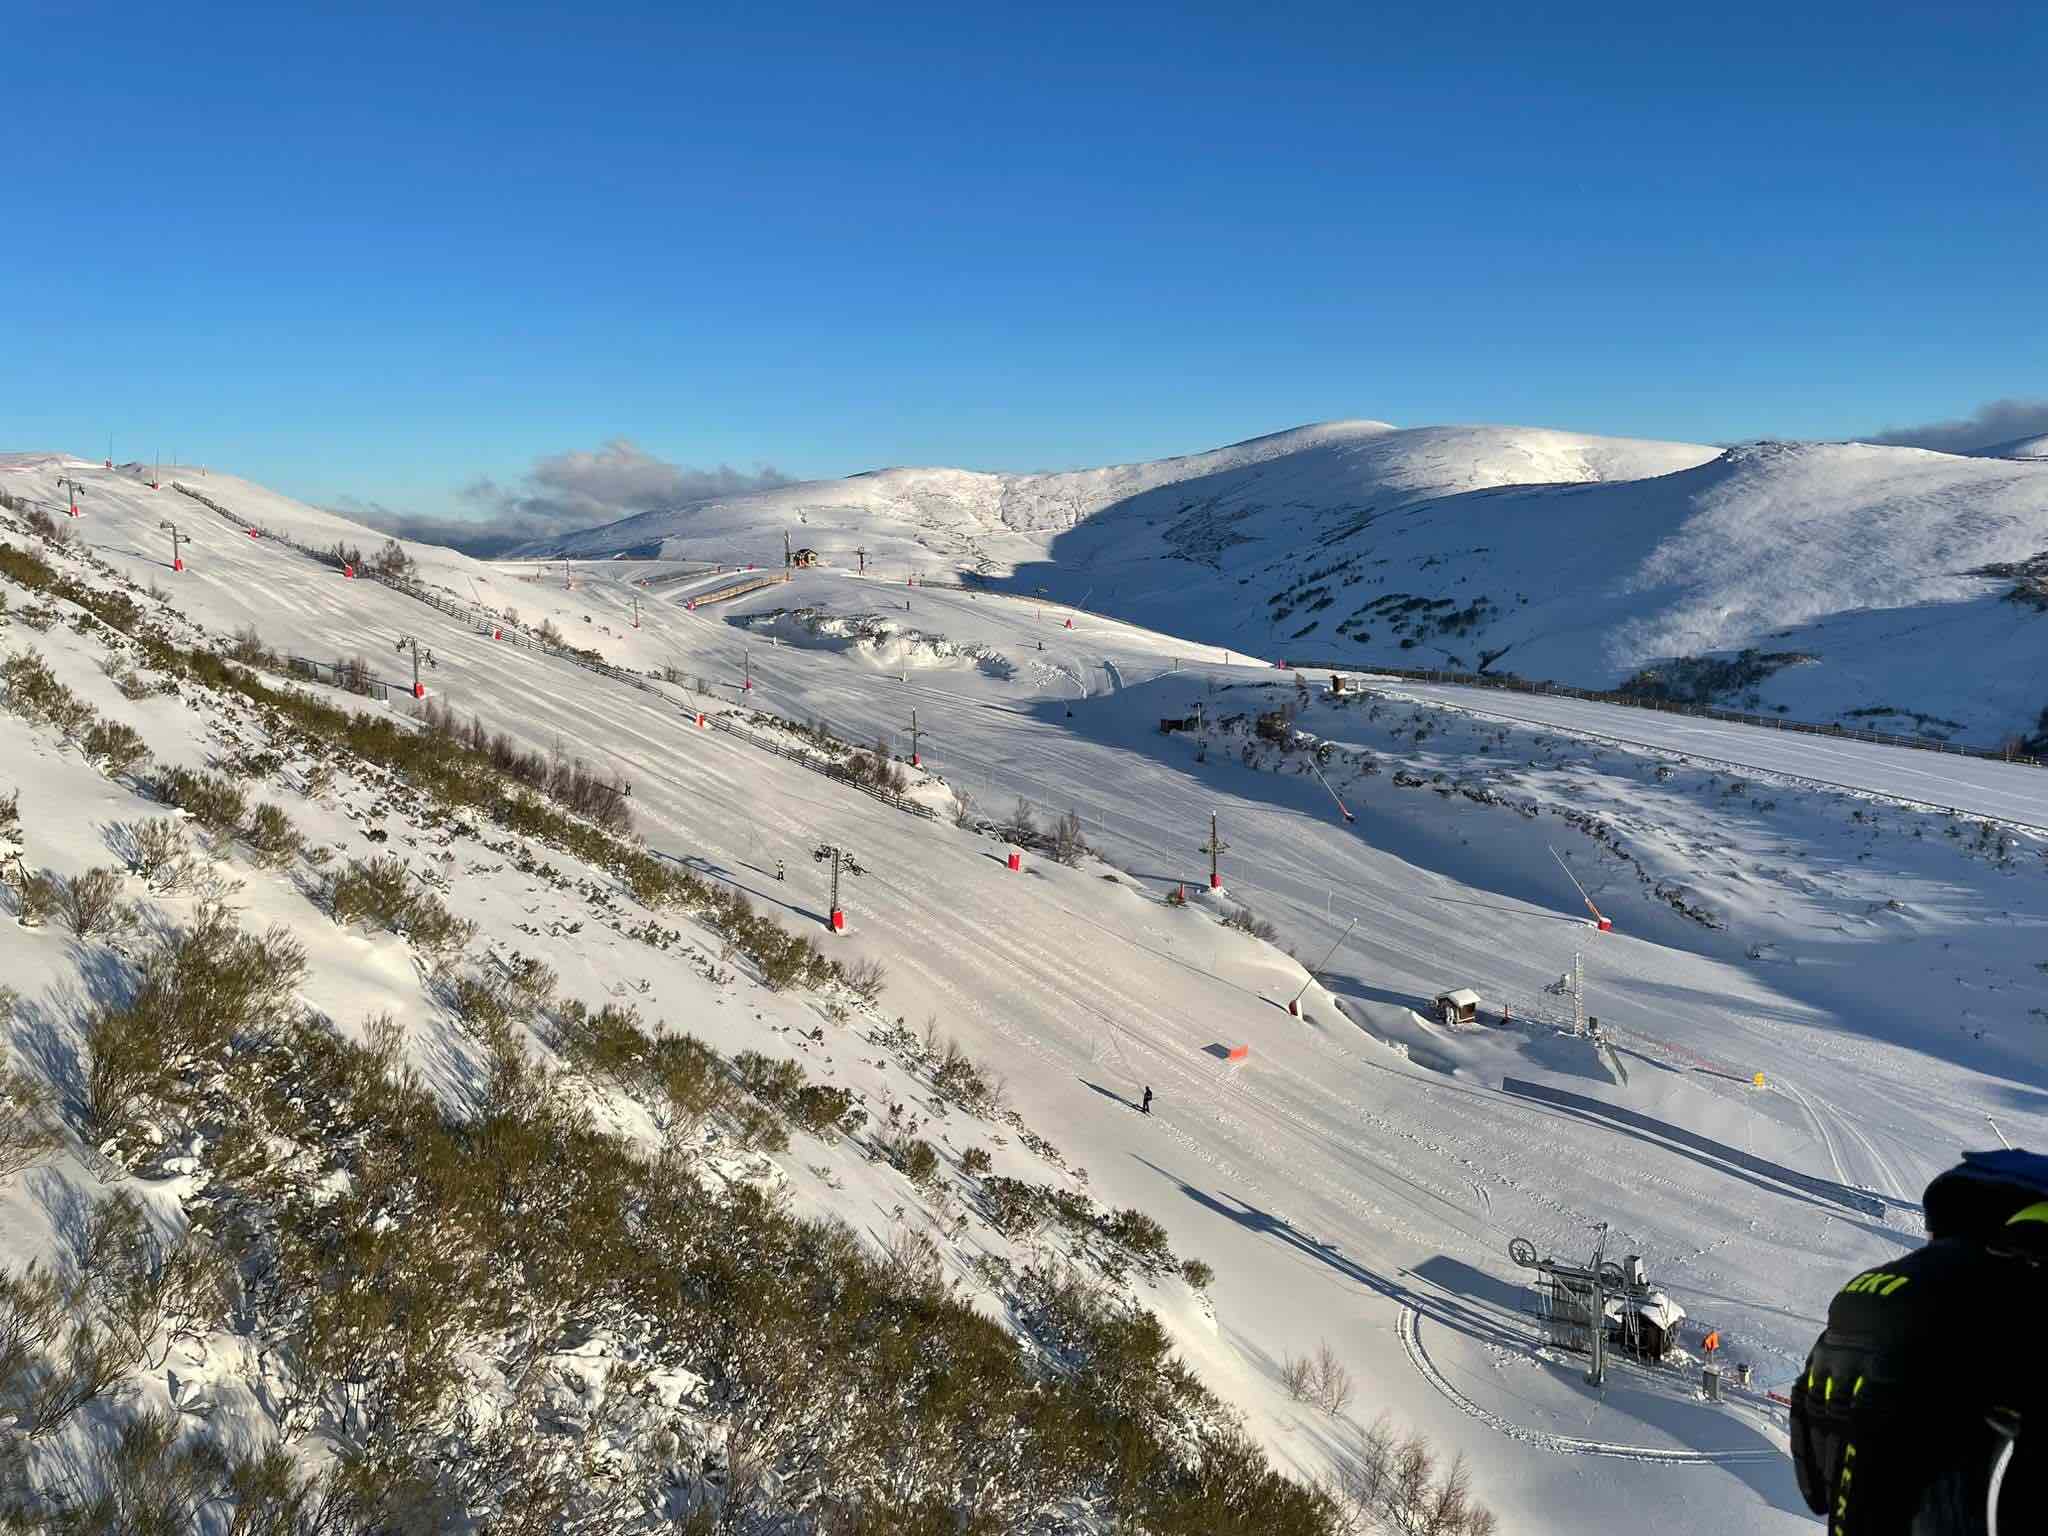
[1753, 1072, 1767, 1089]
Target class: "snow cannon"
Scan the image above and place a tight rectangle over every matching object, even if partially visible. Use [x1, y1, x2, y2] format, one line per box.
[492, 627, 503, 640]
[343, 564, 355, 579]
[830, 908, 846, 933]
[1063, 617, 1072, 629]
[1007, 850, 1022, 873]
[247, 528, 260, 539]
[695, 713, 706, 728]
[1227, 1044, 1250, 1062]
[171, 558, 183, 573]
[1210, 872, 1222, 890]
[1595, 916, 1613, 933]
[413, 683, 426, 700]
[1287, 997, 1301, 1017]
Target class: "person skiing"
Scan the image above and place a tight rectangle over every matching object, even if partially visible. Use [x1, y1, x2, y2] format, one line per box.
[1141, 1086, 1154, 1115]
[1792, 1148, 2044, 1534]
[775, 858, 785, 881]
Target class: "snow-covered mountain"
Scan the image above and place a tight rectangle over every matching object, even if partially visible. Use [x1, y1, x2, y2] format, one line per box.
[6, 455, 2046, 1534]
[1972, 431, 2048, 460]
[527, 423, 2048, 744]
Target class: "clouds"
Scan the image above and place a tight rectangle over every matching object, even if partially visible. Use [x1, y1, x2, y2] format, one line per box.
[1866, 397, 2048, 456]
[335, 439, 795, 556]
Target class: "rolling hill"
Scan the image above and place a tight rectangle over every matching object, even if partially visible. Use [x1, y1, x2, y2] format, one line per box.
[522, 424, 2048, 745]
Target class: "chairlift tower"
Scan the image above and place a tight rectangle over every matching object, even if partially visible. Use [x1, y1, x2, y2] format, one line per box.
[1573, 951, 1586, 1038]
[812, 842, 866, 933]
[56, 477, 86, 517]
[395, 635, 433, 699]
[1200, 812, 1228, 891]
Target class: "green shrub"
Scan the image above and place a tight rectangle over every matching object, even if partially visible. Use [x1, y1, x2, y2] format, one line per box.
[885, 1136, 942, 1192]
[84, 907, 306, 1143]
[734, 1099, 790, 1153]
[734, 1049, 805, 1111]
[326, 853, 411, 927]
[327, 857, 475, 960]
[59, 867, 132, 940]
[1222, 905, 1280, 943]
[15, 872, 58, 928]
[243, 803, 304, 869]
[227, 624, 277, 666]
[645, 1033, 726, 1130]
[960, 1145, 993, 1177]
[450, 974, 514, 1037]
[153, 767, 247, 841]
[1102, 1208, 1178, 1276]
[0, 650, 63, 721]
[981, 1176, 1051, 1238]
[792, 1084, 859, 1136]
[81, 719, 149, 777]
[115, 818, 196, 891]
[0, 1064, 60, 1180]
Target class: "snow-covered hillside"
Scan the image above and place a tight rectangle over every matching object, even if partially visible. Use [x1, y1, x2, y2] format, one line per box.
[1973, 431, 2048, 460]
[525, 422, 2048, 745]
[4, 455, 2045, 1534]
[516, 420, 1414, 572]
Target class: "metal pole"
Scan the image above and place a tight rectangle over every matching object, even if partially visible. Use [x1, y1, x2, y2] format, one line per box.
[910, 709, 920, 767]
[1587, 1223, 1609, 1386]
[1289, 918, 1358, 1012]
[1201, 812, 1229, 890]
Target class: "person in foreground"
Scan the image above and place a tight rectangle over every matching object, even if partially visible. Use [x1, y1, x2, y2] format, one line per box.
[1792, 1149, 2043, 1534]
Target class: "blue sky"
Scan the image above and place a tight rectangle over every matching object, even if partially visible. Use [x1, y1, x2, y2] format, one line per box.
[5, 1, 2041, 529]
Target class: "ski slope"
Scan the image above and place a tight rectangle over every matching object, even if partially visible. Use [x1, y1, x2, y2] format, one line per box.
[1362, 676, 2048, 830]
[8, 456, 2046, 1533]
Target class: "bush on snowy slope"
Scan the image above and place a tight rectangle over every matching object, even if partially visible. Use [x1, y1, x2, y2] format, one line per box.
[0, 531, 1502, 1534]
[4, 912, 1348, 1534]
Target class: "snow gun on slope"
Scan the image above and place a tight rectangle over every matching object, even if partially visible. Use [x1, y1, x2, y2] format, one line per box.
[1307, 753, 1354, 824]
[1550, 846, 1612, 932]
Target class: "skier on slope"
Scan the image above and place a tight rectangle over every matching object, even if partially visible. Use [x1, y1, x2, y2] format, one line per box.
[1142, 1086, 1154, 1115]
[775, 858, 784, 881]
[1792, 1148, 2044, 1534]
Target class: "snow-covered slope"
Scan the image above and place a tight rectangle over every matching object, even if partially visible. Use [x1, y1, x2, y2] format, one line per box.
[532, 424, 2048, 745]
[515, 419, 1411, 570]
[1972, 431, 2048, 460]
[6, 453, 2046, 1535]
